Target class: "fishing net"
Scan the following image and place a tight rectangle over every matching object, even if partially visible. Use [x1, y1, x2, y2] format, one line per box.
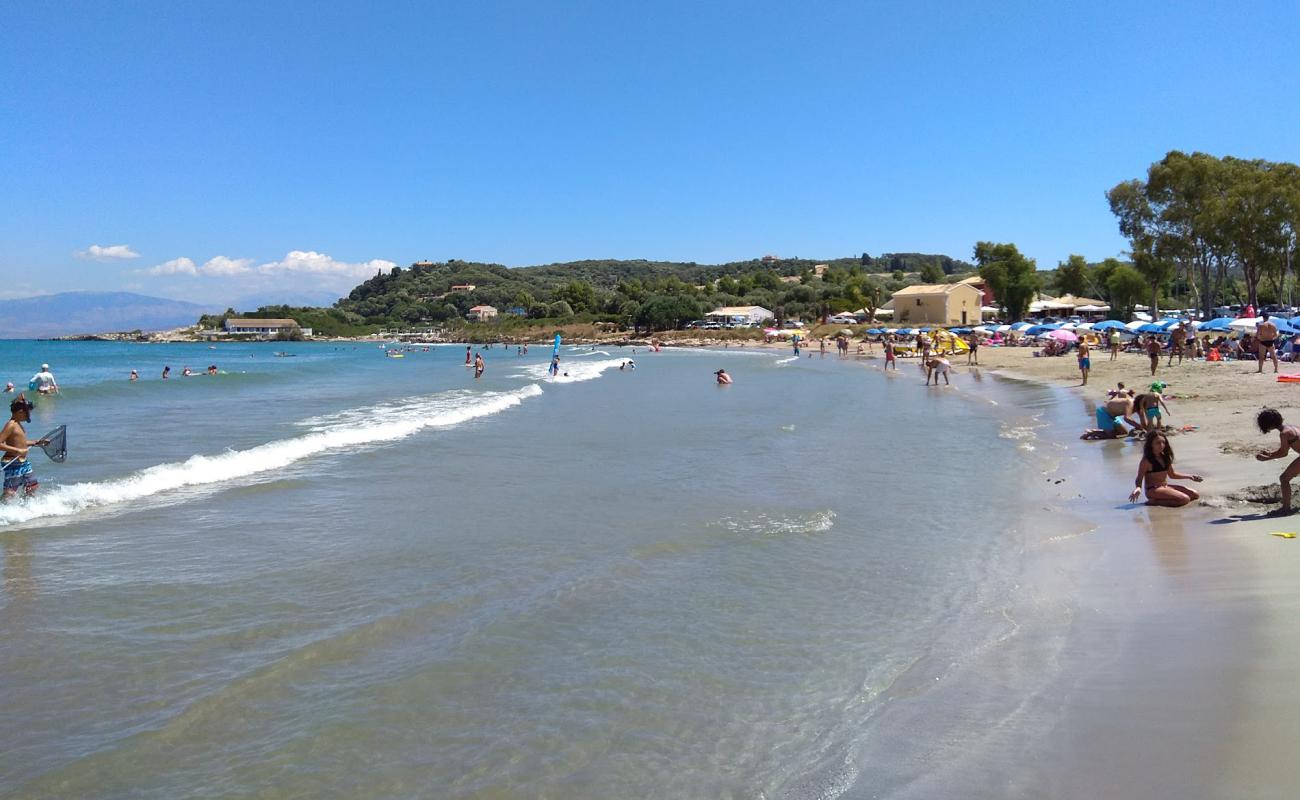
[40, 425, 66, 462]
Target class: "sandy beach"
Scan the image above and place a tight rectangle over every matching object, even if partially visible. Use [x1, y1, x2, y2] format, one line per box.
[954, 345, 1300, 797]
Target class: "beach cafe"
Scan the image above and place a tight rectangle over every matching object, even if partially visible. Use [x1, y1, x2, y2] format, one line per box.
[1025, 294, 1111, 320]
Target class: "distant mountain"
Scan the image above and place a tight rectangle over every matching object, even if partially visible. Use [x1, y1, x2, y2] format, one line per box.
[0, 292, 217, 339]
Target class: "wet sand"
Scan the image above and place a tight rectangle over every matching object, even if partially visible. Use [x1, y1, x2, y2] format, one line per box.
[962, 346, 1300, 798]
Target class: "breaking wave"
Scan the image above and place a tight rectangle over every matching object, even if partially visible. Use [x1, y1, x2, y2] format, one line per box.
[0, 384, 543, 528]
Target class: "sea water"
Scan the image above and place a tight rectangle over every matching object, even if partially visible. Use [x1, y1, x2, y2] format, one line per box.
[0, 340, 1075, 798]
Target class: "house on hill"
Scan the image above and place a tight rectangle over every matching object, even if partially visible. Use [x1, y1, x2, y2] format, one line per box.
[449, 284, 476, 293]
[890, 283, 983, 326]
[467, 305, 498, 321]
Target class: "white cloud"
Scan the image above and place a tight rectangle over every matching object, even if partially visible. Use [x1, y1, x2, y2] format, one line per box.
[142, 255, 254, 277]
[76, 243, 140, 261]
[137, 250, 394, 306]
[145, 257, 198, 276]
[257, 250, 396, 280]
[201, 256, 254, 276]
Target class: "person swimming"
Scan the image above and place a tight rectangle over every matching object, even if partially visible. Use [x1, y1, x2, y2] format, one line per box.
[715, 369, 732, 385]
[474, 352, 485, 379]
[29, 364, 58, 394]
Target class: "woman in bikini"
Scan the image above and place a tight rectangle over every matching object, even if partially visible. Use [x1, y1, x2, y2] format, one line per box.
[1128, 431, 1203, 507]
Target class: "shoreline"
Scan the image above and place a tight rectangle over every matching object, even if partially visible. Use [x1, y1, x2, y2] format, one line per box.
[835, 348, 1290, 796]
[950, 350, 1299, 796]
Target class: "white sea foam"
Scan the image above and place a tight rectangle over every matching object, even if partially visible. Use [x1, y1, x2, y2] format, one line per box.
[515, 358, 627, 384]
[564, 350, 612, 357]
[0, 384, 543, 527]
[715, 509, 836, 536]
[774, 356, 799, 365]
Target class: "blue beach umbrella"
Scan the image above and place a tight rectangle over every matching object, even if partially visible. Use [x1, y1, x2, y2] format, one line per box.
[1009, 322, 1033, 332]
[866, 328, 883, 335]
[1024, 324, 1058, 336]
[1091, 320, 1127, 332]
[1197, 317, 1234, 332]
[1137, 323, 1167, 334]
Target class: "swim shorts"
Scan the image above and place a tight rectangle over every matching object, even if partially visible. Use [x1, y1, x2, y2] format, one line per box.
[1145, 407, 1162, 420]
[1080, 358, 1091, 370]
[1095, 407, 1121, 432]
[3, 459, 37, 492]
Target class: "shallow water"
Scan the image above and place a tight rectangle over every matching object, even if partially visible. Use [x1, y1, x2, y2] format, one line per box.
[1, 340, 1084, 798]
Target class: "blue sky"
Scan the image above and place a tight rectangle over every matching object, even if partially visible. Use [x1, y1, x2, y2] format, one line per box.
[3, 1, 1297, 306]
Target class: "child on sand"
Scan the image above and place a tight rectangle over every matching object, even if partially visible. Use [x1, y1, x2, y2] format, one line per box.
[1076, 340, 1090, 386]
[1128, 431, 1202, 507]
[1146, 335, 1161, 376]
[1134, 383, 1171, 432]
[1255, 408, 1300, 516]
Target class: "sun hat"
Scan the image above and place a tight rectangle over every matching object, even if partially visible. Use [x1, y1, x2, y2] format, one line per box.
[41, 363, 49, 370]
[1149, 381, 1167, 393]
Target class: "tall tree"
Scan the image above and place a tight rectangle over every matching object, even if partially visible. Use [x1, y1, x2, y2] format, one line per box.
[974, 242, 1039, 321]
[1054, 254, 1090, 296]
[1106, 265, 1149, 320]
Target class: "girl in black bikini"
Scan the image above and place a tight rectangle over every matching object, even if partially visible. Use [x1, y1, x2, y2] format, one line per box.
[1129, 431, 1203, 507]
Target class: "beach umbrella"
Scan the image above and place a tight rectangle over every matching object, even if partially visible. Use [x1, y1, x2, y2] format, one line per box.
[1229, 317, 1261, 332]
[1124, 320, 1148, 331]
[866, 328, 883, 335]
[1090, 320, 1125, 332]
[1137, 323, 1167, 334]
[972, 325, 991, 334]
[1045, 329, 1079, 342]
[1024, 324, 1057, 336]
[1009, 322, 1033, 332]
[1196, 317, 1234, 332]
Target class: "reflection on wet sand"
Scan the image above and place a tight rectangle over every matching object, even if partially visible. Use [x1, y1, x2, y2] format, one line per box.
[3, 532, 36, 608]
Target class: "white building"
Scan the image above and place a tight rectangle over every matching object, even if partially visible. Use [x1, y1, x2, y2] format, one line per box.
[223, 318, 312, 337]
[705, 305, 774, 325]
[467, 305, 498, 321]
